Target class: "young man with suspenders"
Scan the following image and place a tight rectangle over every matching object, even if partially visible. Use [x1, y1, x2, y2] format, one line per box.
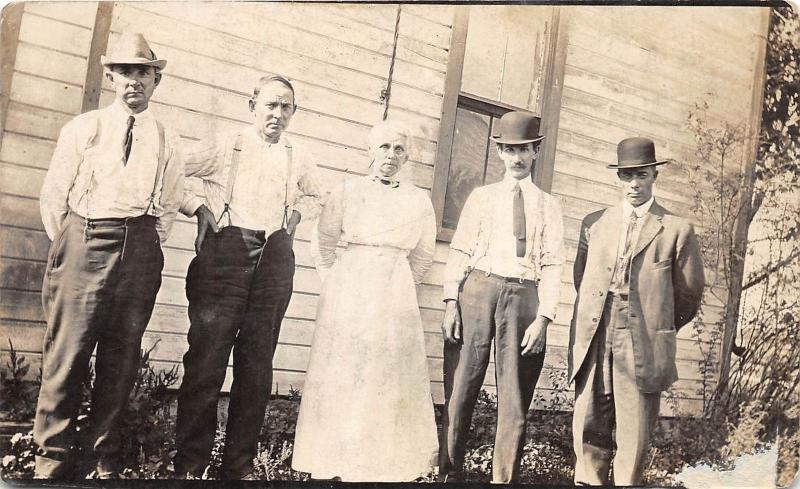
[35, 32, 183, 479]
[174, 75, 323, 479]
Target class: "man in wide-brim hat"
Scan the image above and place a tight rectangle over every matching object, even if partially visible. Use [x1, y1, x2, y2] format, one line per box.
[438, 111, 565, 482]
[568, 137, 705, 485]
[35, 32, 183, 479]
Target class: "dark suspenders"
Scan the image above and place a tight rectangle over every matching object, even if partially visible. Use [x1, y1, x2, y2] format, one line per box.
[216, 133, 294, 230]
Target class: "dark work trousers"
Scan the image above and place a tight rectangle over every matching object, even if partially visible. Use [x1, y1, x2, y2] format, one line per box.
[33, 213, 163, 479]
[174, 226, 295, 479]
[439, 271, 546, 483]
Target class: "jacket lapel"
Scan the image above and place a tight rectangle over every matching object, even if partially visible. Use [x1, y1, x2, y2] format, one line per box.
[595, 206, 622, 262]
[632, 201, 665, 258]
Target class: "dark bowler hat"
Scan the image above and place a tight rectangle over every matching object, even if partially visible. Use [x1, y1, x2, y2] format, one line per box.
[607, 137, 670, 169]
[490, 111, 545, 145]
[101, 32, 167, 70]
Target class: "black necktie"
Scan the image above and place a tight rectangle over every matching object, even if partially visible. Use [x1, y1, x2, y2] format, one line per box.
[513, 182, 526, 257]
[123, 115, 135, 166]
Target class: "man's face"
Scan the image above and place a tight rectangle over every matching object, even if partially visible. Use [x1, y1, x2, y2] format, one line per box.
[251, 81, 296, 143]
[497, 142, 538, 180]
[368, 126, 408, 178]
[106, 64, 159, 112]
[617, 166, 657, 206]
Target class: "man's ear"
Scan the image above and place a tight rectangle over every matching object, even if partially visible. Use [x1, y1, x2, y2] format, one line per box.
[248, 98, 256, 113]
[104, 71, 114, 84]
[653, 169, 659, 181]
[154, 71, 162, 86]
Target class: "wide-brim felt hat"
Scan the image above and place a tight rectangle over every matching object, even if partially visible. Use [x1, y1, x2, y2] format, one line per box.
[490, 111, 545, 145]
[101, 32, 167, 70]
[607, 136, 670, 169]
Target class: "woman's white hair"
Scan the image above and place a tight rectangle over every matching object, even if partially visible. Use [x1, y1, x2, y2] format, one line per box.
[367, 119, 414, 158]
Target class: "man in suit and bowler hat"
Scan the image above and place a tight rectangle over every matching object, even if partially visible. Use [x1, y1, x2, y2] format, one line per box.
[35, 32, 183, 479]
[438, 111, 565, 483]
[569, 137, 705, 485]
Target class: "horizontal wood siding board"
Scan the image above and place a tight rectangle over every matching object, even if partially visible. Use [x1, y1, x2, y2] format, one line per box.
[22, 2, 97, 29]
[13, 42, 88, 87]
[109, 6, 445, 114]
[17, 12, 93, 58]
[120, 4, 446, 96]
[569, 7, 757, 85]
[9, 72, 84, 115]
[564, 44, 744, 124]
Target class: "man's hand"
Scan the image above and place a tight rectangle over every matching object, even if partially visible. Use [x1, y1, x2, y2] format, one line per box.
[286, 210, 301, 239]
[194, 204, 218, 254]
[521, 315, 551, 356]
[441, 300, 462, 345]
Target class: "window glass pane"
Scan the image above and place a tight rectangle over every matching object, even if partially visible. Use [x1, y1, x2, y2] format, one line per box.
[484, 116, 506, 185]
[442, 108, 491, 230]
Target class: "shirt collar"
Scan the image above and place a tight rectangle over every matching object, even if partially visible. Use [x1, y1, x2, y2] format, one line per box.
[244, 125, 289, 149]
[108, 99, 153, 123]
[502, 174, 536, 192]
[622, 196, 655, 219]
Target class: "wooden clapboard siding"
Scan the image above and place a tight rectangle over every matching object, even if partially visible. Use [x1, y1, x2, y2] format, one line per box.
[94, 3, 461, 404]
[548, 6, 767, 412]
[0, 4, 766, 418]
[0, 3, 97, 375]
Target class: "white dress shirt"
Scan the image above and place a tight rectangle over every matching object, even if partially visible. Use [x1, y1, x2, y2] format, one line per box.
[610, 196, 655, 292]
[181, 125, 323, 233]
[39, 100, 184, 243]
[443, 175, 565, 320]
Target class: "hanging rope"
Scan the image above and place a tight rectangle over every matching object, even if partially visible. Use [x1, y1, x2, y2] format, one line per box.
[381, 4, 402, 120]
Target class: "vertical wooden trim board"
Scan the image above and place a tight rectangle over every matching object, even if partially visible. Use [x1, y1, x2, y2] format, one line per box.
[81, 2, 114, 113]
[0, 2, 25, 153]
[535, 7, 569, 193]
[717, 7, 772, 388]
[431, 5, 469, 238]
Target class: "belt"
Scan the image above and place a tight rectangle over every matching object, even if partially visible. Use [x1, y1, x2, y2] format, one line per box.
[68, 212, 156, 227]
[473, 269, 538, 286]
[609, 291, 629, 301]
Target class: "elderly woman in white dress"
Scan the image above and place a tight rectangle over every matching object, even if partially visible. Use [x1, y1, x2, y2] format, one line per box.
[291, 120, 438, 481]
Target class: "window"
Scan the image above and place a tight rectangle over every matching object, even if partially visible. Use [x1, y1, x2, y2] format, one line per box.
[432, 5, 562, 241]
[441, 94, 525, 232]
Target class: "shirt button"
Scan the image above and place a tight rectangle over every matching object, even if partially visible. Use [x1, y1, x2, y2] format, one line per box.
[592, 318, 598, 323]
[606, 266, 613, 271]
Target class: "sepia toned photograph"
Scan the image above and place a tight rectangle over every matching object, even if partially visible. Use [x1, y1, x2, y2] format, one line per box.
[0, 1, 797, 487]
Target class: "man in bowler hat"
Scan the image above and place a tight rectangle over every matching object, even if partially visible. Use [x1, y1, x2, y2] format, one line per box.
[569, 137, 705, 485]
[438, 111, 565, 482]
[35, 32, 183, 479]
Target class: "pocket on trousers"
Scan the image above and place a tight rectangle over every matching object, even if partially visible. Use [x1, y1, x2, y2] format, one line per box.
[47, 223, 71, 275]
[652, 257, 673, 270]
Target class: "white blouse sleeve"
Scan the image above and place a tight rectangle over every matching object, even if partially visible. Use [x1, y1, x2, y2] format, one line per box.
[408, 193, 436, 285]
[310, 182, 345, 281]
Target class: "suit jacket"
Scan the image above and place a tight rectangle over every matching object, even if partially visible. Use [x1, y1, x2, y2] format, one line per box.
[568, 200, 705, 393]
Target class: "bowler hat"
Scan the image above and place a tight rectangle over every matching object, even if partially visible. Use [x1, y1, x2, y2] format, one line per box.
[490, 111, 545, 145]
[101, 32, 167, 70]
[607, 137, 669, 169]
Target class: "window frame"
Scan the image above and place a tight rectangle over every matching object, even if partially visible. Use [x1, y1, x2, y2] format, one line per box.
[431, 6, 568, 242]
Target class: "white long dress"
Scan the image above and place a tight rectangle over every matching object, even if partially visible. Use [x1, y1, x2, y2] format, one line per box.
[291, 176, 439, 481]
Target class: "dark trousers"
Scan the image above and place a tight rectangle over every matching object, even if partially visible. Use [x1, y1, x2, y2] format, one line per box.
[174, 227, 294, 479]
[33, 213, 163, 479]
[439, 272, 546, 483]
[572, 294, 661, 486]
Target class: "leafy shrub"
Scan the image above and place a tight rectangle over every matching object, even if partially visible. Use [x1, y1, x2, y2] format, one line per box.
[0, 340, 39, 422]
[0, 431, 36, 478]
